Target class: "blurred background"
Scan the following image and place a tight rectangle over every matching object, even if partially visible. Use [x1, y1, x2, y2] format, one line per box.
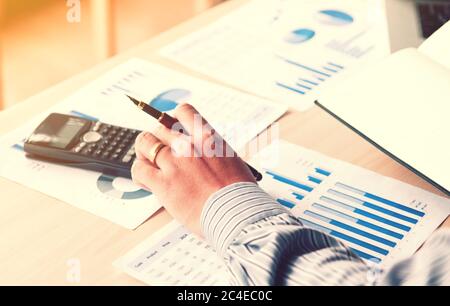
[0, 0, 225, 110]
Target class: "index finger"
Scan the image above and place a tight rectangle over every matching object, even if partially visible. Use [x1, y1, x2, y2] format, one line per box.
[173, 104, 211, 136]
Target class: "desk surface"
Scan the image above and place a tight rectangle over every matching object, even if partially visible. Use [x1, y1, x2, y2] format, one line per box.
[0, 0, 448, 285]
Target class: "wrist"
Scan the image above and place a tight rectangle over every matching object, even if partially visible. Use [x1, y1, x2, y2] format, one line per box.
[200, 182, 289, 257]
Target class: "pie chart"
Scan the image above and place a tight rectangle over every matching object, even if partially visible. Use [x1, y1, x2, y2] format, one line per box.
[149, 88, 192, 112]
[285, 28, 315, 44]
[317, 10, 354, 26]
[97, 174, 152, 200]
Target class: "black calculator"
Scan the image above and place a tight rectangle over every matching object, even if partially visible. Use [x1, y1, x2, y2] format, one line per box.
[24, 113, 141, 178]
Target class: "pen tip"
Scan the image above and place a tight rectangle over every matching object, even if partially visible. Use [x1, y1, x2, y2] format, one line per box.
[126, 95, 139, 106]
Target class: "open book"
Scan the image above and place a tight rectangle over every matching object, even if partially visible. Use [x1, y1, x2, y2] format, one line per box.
[316, 21, 450, 196]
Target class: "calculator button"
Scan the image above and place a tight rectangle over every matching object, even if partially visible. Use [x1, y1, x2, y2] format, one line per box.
[79, 142, 87, 148]
[111, 154, 120, 160]
[74, 146, 83, 153]
[122, 155, 133, 163]
[83, 131, 103, 143]
[82, 148, 94, 155]
[115, 148, 123, 155]
[92, 122, 102, 132]
[94, 150, 102, 157]
[126, 147, 135, 156]
[102, 152, 110, 159]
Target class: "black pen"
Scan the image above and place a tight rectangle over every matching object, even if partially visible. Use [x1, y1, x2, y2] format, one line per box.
[127, 95, 263, 182]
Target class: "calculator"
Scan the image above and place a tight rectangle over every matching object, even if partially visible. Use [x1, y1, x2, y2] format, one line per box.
[24, 113, 141, 178]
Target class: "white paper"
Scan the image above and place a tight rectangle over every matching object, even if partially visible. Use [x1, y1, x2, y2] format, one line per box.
[0, 59, 286, 230]
[419, 21, 450, 69]
[115, 141, 450, 285]
[318, 48, 450, 194]
[161, 0, 390, 111]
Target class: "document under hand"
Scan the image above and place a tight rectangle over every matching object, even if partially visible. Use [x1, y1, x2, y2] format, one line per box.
[115, 141, 450, 285]
[0, 59, 286, 229]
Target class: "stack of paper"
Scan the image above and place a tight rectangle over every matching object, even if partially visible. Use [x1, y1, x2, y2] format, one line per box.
[0, 59, 286, 229]
[161, 0, 391, 110]
[115, 141, 450, 285]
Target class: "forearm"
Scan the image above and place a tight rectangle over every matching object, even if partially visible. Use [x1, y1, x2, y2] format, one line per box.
[201, 182, 370, 286]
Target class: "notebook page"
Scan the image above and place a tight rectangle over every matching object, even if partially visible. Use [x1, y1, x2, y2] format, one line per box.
[318, 48, 450, 194]
[418, 21, 450, 69]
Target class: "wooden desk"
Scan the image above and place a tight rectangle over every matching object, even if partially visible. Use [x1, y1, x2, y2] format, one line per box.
[0, 0, 448, 285]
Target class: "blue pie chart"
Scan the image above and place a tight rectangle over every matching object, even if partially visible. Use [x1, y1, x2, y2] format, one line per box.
[97, 174, 151, 200]
[317, 10, 354, 26]
[285, 28, 315, 44]
[149, 88, 192, 112]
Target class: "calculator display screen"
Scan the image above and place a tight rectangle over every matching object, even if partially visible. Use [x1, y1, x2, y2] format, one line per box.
[29, 115, 89, 149]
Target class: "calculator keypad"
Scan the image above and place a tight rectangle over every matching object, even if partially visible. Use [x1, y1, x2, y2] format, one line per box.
[73, 122, 139, 164]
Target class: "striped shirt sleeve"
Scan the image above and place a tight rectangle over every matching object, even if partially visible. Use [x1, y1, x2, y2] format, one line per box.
[201, 182, 450, 286]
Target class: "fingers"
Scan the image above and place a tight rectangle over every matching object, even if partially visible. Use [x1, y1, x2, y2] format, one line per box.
[173, 104, 211, 136]
[152, 125, 183, 146]
[131, 159, 160, 190]
[174, 104, 223, 155]
[135, 131, 174, 170]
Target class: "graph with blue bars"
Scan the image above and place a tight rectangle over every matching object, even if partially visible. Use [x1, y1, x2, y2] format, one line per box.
[275, 56, 345, 97]
[264, 165, 427, 264]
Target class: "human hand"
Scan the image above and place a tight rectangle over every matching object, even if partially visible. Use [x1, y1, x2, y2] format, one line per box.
[131, 104, 256, 236]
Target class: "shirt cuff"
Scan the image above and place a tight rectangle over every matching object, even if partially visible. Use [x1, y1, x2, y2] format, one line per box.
[201, 182, 290, 257]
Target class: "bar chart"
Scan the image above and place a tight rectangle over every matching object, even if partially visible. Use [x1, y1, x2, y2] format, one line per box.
[257, 141, 450, 266]
[275, 56, 345, 96]
[266, 167, 427, 263]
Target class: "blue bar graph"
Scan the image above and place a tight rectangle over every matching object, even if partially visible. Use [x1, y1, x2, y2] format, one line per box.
[275, 82, 305, 95]
[308, 176, 322, 184]
[299, 218, 389, 256]
[315, 168, 331, 176]
[312, 203, 404, 239]
[292, 192, 305, 200]
[277, 199, 296, 209]
[350, 248, 380, 263]
[335, 183, 425, 217]
[296, 83, 312, 90]
[300, 79, 318, 86]
[320, 196, 411, 232]
[323, 66, 338, 73]
[328, 189, 418, 224]
[280, 57, 332, 78]
[266, 170, 314, 192]
[328, 62, 344, 69]
[304, 211, 396, 247]
[261, 165, 427, 264]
